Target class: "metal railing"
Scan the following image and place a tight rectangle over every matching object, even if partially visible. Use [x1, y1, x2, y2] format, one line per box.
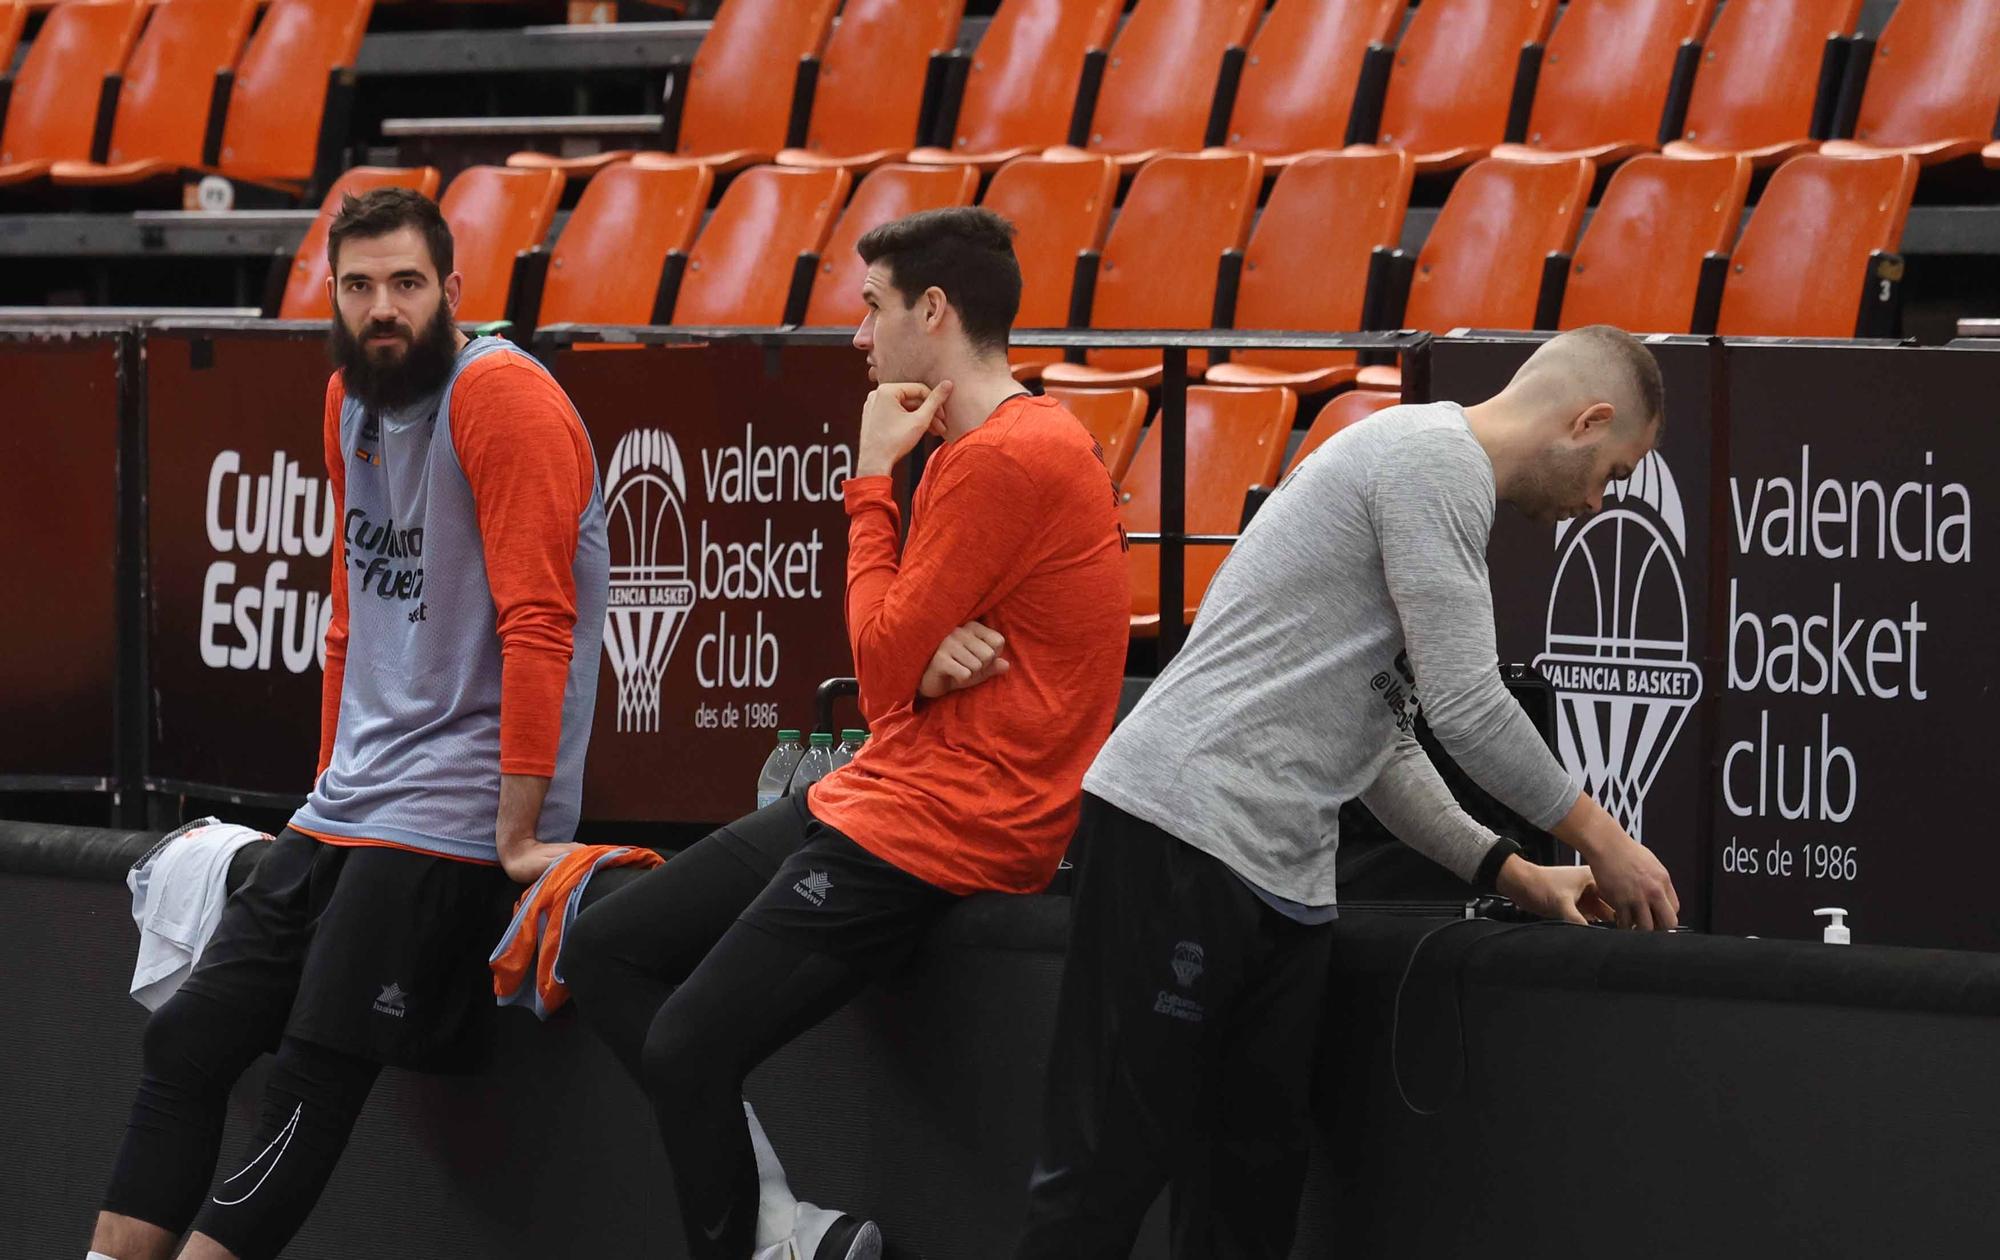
[536, 323, 1435, 663]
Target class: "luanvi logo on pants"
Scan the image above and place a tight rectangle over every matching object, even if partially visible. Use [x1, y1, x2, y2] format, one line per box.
[1535, 453, 1704, 844]
[372, 982, 408, 1018]
[602, 429, 699, 733]
[793, 870, 833, 906]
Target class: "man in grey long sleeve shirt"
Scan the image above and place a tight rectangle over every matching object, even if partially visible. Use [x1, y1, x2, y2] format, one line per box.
[1016, 326, 1681, 1258]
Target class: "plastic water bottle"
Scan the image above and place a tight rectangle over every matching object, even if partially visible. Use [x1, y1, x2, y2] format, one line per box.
[830, 729, 867, 771]
[757, 730, 804, 809]
[788, 732, 837, 794]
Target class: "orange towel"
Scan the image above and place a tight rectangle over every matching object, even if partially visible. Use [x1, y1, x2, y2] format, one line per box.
[489, 844, 664, 1018]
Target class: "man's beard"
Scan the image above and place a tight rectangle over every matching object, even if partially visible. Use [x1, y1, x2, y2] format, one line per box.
[330, 302, 459, 412]
[1522, 441, 1599, 523]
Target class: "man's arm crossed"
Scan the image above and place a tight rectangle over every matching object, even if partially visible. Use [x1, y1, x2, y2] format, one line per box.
[843, 445, 1043, 717]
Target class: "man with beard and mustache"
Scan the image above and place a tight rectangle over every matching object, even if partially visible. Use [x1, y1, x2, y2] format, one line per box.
[87, 188, 607, 1260]
[1015, 325, 1684, 1258]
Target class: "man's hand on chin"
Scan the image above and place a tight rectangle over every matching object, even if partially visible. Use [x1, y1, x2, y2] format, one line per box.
[856, 380, 952, 478]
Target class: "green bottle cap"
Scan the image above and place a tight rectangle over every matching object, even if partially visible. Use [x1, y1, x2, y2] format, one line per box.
[840, 729, 867, 743]
[777, 729, 801, 742]
[809, 732, 834, 747]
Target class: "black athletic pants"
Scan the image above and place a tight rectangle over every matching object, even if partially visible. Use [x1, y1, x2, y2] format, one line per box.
[562, 792, 955, 1260]
[1016, 795, 1337, 1260]
[102, 830, 509, 1259]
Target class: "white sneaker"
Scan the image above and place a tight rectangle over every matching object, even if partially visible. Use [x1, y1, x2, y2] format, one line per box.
[749, 1208, 881, 1260]
[797, 1202, 882, 1260]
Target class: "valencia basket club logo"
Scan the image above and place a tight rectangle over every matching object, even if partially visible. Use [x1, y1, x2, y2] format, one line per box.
[602, 429, 699, 734]
[1534, 454, 1703, 844]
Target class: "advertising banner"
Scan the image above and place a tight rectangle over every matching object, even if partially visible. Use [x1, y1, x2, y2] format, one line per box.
[1712, 344, 2000, 947]
[552, 341, 873, 823]
[0, 331, 126, 786]
[145, 330, 333, 799]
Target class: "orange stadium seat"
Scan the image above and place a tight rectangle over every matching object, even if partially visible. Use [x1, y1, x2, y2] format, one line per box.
[47, 0, 260, 188]
[905, 0, 1121, 173]
[1354, 0, 1558, 176]
[1044, 386, 1147, 484]
[206, 0, 372, 192]
[1662, 0, 1863, 168]
[1122, 385, 1297, 634]
[1043, 0, 1262, 171]
[0, 3, 27, 74]
[1357, 156, 1593, 391]
[1280, 387, 1401, 477]
[1205, 149, 1414, 395]
[1819, 0, 2000, 167]
[277, 165, 442, 320]
[775, 0, 964, 174]
[666, 164, 849, 326]
[517, 0, 839, 178]
[1041, 150, 1261, 390]
[437, 165, 564, 324]
[1219, 0, 1404, 169]
[1491, 0, 1718, 168]
[536, 161, 712, 327]
[1714, 152, 1917, 338]
[802, 163, 981, 327]
[978, 153, 1116, 382]
[1559, 153, 1750, 334]
[0, 0, 147, 187]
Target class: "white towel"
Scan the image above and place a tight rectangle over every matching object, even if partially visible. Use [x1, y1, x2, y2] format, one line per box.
[127, 818, 270, 1010]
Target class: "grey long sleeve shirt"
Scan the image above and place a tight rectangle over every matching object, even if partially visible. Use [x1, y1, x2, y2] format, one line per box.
[1084, 403, 1580, 906]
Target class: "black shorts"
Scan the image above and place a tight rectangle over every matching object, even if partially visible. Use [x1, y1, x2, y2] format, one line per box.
[179, 828, 515, 1070]
[715, 791, 958, 979]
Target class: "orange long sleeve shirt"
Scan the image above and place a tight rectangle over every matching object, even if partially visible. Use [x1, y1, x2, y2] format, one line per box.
[807, 394, 1130, 895]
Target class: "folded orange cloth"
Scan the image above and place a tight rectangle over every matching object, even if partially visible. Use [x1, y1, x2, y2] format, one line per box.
[489, 844, 664, 1018]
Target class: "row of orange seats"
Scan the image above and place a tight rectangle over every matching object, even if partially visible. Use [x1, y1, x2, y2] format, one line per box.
[5, 0, 1997, 208]
[278, 152, 1358, 636]
[283, 144, 1915, 369]
[287, 142, 1913, 637]
[1061, 385, 1399, 635]
[507, 0, 2000, 187]
[0, 0, 367, 192]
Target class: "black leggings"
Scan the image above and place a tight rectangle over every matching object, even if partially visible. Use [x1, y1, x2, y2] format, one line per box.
[104, 987, 379, 1260]
[563, 798, 949, 1259]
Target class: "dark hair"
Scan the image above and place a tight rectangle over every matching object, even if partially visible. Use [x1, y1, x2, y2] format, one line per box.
[855, 207, 1022, 354]
[326, 187, 455, 281]
[1568, 323, 1666, 433]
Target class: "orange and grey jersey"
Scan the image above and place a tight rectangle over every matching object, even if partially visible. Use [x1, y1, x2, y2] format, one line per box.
[292, 338, 609, 864]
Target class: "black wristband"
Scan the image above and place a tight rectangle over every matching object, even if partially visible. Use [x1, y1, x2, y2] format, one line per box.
[1473, 836, 1525, 893]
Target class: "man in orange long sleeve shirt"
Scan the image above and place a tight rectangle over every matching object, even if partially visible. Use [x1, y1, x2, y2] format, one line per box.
[564, 208, 1130, 1260]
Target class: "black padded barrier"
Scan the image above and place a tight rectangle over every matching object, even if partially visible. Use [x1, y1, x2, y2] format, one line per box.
[6, 822, 2000, 1258]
